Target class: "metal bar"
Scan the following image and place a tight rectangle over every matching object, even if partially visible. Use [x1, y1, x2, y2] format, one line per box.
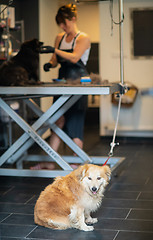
[26, 155, 123, 167]
[119, 0, 124, 85]
[0, 168, 72, 178]
[0, 157, 125, 178]
[0, 84, 121, 95]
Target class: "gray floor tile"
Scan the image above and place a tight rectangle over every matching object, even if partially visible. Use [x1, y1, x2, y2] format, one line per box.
[105, 191, 139, 200]
[0, 190, 35, 204]
[109, 183, 146, 192]
[102, 198, 153, 209]
[1, 213, 35, 225]
[0, 224, 35, 237]
[0, 203, 34, 214]
[127, 209, 153, 220]
[0, 213, 10, 222]
[94, 207, 129, 219]
[138, 192, 153, 200]
[95, 218, 153, 232]
[115, 231, 153, 240]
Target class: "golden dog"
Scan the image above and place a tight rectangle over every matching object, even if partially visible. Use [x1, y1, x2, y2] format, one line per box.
[34, 164, 111, 231]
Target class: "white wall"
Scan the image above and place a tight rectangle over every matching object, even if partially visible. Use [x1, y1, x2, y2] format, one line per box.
[77, 3, 100, 42]
[99, 0, 153, 137]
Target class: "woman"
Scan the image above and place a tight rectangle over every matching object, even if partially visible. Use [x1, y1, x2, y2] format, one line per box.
[31, 4, 90, 170]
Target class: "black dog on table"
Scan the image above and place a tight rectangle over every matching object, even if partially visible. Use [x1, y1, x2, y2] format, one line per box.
[0, 39, 43, 86]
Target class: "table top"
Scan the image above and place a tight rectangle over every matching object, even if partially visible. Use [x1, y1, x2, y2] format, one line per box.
[0, 82, 121, 96]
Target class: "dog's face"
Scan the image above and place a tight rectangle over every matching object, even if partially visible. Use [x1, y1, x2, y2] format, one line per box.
[75, 164, 111, 196]
[20, 39, 43, 53]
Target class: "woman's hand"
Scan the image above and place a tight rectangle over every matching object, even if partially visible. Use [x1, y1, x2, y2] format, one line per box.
[43, 62, 52, 72]
[40, 46, 55, 53]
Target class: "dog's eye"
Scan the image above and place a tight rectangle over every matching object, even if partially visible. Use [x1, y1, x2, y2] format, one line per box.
[88, 177, 92, 180]
[97, 177, 101, 180]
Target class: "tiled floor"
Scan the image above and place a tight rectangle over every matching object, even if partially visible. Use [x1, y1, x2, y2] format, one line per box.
[0, 127, 153, 239]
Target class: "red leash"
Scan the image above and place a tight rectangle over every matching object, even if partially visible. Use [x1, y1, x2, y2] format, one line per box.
[103, 155, 111, 166]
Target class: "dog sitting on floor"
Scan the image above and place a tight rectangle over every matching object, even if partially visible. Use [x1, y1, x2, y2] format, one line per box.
[0, 38, 43, 86]
[34, 164, 111, 231]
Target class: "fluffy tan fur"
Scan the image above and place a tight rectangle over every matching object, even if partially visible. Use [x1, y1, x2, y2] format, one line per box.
[34, 164, 111, 231]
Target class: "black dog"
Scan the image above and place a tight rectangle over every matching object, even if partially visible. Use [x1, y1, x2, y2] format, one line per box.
[0, 39, 43, 86]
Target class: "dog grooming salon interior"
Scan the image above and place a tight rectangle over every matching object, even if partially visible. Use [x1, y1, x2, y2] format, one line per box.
[0, 0, 153, 239]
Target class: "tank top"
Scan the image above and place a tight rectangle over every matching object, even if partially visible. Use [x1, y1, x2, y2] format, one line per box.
[59, 32, 90, 65]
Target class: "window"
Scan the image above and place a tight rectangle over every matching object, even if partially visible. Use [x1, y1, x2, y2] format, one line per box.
[131, 8, 153, 57]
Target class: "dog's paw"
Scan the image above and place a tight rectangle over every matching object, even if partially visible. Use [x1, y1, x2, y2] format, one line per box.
[86, 217, 98, 224]
[90, 218, 98, 224]
[81, 225, 94, 231]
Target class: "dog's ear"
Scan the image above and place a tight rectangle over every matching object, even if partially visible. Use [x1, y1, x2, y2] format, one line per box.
[74, 164, 89, 181]
[103, 165, 111, 181]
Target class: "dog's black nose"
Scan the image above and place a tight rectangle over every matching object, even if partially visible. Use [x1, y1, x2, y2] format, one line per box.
[92, 187, 97, 192]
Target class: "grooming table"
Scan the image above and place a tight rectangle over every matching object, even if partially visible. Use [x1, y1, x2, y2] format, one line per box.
[0, 83, 125, 177]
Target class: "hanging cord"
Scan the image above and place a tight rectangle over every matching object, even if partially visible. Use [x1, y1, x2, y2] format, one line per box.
[103, 94, 122, 166]
[109, 0, 124, 36]
[109, 0, 124, 25]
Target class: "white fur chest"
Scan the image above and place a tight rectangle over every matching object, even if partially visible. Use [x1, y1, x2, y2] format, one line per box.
[80, 191, 102, 212]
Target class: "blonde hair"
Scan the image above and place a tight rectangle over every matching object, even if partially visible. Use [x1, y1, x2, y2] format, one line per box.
[55, 4, 77, 25]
